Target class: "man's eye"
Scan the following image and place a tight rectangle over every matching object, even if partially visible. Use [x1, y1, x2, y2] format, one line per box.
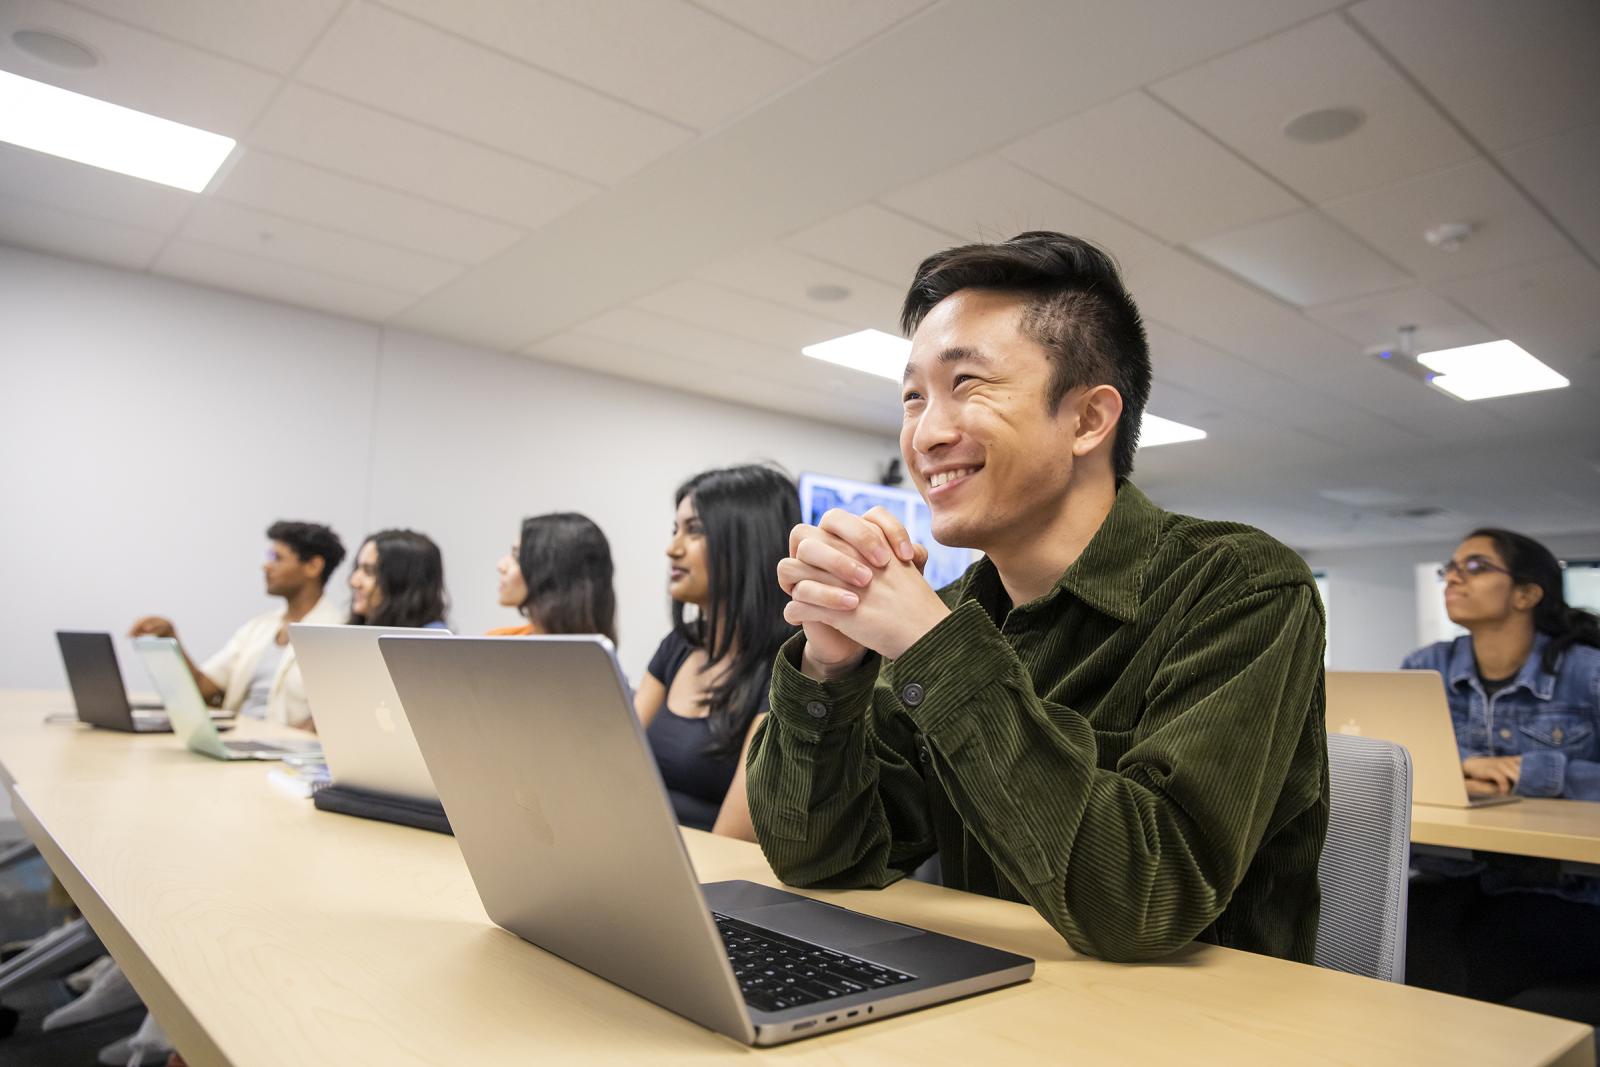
[902, 390, 923, 404]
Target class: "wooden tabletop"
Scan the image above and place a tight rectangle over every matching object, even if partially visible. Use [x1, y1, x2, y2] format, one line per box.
[1410, 797, 1600, 865]
[2, 692, 1592, 1067]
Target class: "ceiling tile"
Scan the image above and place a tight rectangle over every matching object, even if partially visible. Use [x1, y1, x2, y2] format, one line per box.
[690, 0, 933, 63]
[1434, 255, 1600, 372]
[1323, 159, 1574, 282]
[1150, 14, 1476, 202]
[0, 0, 279, 135]
[694, 244, 904, 333]
[179, 201, 463, 295]
[1350, 0, 1600, 151]
[248, 86, 600, 230]
[214, 150, 525, 264]
[63, 0, 342, 73]
[378, 0, 811, 131]
[1002, 91, 1302, 244]
[633, 279, 860, 352]
[1305, 287, 1495, 352]
[0, 144, 193, 232]
[1499, 123, 1600, 265]
[785, 204, 958, 287]
[575, 305, 785, 368]
[296, 2, 692, 183]
[1189, 209, 1410, 306]
[880, 154, 1165, 266]
[0, 195, 165, 270]
[154, 240, 416, 320]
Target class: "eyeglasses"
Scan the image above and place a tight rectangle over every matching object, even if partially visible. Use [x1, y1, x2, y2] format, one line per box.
[1438, 557, 1510, 581]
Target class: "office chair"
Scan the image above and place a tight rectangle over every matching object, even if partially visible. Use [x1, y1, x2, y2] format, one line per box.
[1315, 732, 1413, 982]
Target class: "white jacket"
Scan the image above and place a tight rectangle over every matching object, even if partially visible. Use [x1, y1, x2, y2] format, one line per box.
[200, 594, 343, 727]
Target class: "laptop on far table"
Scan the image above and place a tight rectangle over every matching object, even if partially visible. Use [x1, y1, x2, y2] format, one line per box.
[134, 636, 318, 761]
[56, 630, 172, 732]
[380, 634, 1033, 1046]
[289, 623, 449, 802]
[1326, 670, 1519, 808]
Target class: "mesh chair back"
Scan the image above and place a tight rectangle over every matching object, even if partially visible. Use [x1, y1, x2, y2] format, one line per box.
[1315, 732, 1412, 982]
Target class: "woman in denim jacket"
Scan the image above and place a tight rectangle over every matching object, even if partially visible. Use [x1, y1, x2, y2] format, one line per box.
[1402, 528, 1600, 1021]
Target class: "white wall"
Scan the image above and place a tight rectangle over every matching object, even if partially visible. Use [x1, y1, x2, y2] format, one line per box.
[0, 246, 895, 690]
[1305, 531, 1600, 670]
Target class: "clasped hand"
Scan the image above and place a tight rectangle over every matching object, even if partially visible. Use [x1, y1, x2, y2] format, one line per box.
[776, 506, 950, 680]
[1462, 755, 1522, 797]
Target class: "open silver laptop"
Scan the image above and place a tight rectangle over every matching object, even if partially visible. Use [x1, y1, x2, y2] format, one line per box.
[1327, 670, 1519, 808]
[380, 634, 1033, 1046]
[134, 637, 320, 761]
[289, 623, 448, 802]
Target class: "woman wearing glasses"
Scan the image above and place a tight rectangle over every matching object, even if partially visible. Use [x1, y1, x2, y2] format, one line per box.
[1402, 528, 1600, 1021]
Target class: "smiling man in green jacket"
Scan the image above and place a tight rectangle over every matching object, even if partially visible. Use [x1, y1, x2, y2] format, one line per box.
[748, 231, 1328, 963]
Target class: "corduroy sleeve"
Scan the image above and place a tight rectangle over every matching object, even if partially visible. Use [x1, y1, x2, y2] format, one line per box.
[746, 633, 935, 887]
[882, 584, 1325, 961]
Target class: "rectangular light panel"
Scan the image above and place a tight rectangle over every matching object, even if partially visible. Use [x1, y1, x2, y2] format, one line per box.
[1139, 414, 1207, 448]
[802, 329, 912, 380]
[0, 69, 235, 192]
[1418, 340, 1569, 401]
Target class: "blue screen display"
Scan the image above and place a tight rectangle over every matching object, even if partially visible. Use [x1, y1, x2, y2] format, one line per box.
[797, 472, 977, 591]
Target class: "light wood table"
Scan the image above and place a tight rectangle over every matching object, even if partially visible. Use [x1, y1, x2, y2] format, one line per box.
[1411, 798, 1600, 867]
[1, 692, 1593, 1066]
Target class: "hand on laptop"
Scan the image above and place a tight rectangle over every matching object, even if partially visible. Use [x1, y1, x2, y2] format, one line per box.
[779, 507, 944, 677]
[129, 616, 177, 639]
[1463, 755, 1521, 796]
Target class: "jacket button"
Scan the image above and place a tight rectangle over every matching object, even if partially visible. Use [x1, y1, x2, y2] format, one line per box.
[900, 683, 925, 706]
[1553, 727, 1565, 744]
[1499, 728, 1512, 740]
[805, 701, 827, 719]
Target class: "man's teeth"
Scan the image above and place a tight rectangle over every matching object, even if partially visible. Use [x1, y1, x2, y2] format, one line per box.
[929, 468, 977, 489]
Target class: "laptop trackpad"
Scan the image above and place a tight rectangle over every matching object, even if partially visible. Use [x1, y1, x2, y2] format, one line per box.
[743, 901, 924, 950]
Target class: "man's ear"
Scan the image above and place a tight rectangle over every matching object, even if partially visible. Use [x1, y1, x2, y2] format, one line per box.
[1070, 384, 1123, 459]
[305, 554, 326, 582]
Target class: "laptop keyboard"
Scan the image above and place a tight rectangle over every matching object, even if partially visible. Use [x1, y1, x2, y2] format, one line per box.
[712, 912, 916, 1014]
[222, 740, 284, 755]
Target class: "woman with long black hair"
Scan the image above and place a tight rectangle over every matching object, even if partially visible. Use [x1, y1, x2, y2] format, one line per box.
[633, 465, 799, 840]
[1402, 527, 1600, 1022]
[348, 528, 449, 629]
[490, 512, 618, 642]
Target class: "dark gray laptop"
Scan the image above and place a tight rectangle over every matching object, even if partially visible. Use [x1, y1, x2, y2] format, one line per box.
[379, 634, 1033, 1046]
[56, 630, 171, 732]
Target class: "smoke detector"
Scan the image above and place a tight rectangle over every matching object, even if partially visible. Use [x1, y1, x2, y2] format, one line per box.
[1423, 222, 1473, 253]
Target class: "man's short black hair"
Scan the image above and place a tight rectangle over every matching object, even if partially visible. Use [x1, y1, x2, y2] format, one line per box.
[266, 520, 346, 587]
[901, 231, 1152, 480]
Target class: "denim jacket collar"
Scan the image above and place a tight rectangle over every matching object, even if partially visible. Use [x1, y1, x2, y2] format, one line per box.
[1444, 632, 1557, 701]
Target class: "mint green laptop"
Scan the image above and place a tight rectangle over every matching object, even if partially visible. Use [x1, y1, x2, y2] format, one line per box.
[133, 636, 320, 761]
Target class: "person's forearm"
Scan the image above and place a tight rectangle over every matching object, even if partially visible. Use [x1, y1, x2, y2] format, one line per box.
[746, 638, 932, 886]
[177, 644, 223, 705]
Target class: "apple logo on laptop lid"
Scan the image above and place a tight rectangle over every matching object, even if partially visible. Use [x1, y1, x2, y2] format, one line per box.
[373, 701, 397, 734]
[1338, 718, 1363, 736]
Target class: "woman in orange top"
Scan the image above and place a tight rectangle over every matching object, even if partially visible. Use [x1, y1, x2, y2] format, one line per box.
[489, 512, 618, 641]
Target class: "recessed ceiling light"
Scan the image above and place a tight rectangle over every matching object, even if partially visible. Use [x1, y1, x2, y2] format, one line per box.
[1418, 340, 1569, 401]
[1139, 414, 1207, 448]
[805, 283, 851, 303]
[0, 69, 235, 192]
[801, 329, 910, 380]
[1283, 106, 1365, 144]
[12, 29, 99, 69]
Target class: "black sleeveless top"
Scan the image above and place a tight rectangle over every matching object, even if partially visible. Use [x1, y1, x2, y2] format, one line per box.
[643, 631, 769, 832]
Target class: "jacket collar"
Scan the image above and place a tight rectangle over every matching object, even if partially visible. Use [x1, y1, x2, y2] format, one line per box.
[958, 481, 1160, 626]
[1445, 632, 1557, 700]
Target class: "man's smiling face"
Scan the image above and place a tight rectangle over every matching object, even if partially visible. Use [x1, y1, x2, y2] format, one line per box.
[900, 288, 1084, 554]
